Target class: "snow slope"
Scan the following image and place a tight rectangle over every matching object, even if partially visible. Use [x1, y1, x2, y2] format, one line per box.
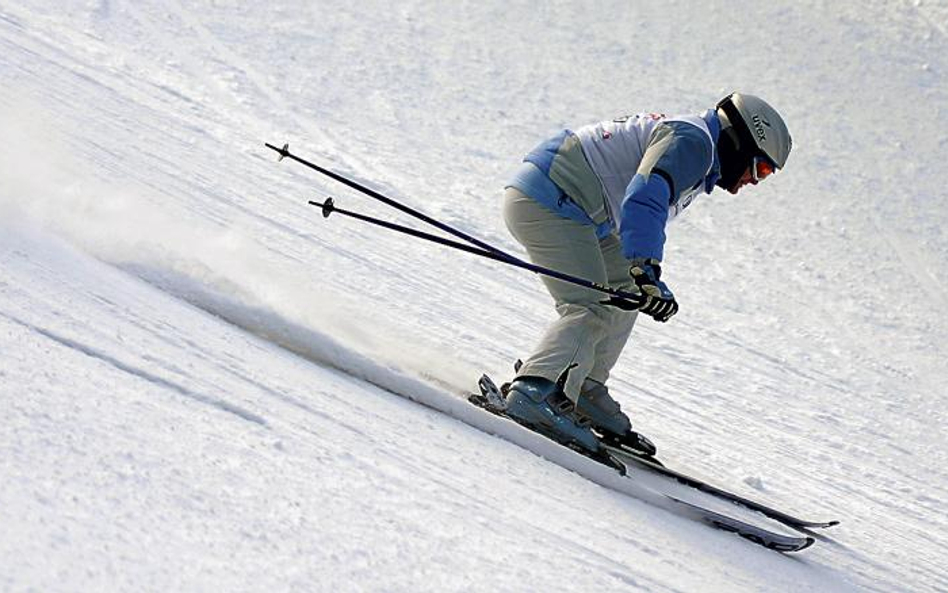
[2, 1, 947, 591]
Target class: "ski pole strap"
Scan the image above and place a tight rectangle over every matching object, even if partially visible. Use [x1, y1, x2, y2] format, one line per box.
[310, 198, 645, 307]
[267, 142, 524, 265]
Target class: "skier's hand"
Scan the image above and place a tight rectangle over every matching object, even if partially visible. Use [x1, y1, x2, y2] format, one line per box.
[630, 258, 678, 322]
[600, 294, 641, 311]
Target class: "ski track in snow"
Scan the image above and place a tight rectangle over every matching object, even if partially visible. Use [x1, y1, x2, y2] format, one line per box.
[3, 313, 267, 427]
[2, 1, 948, 591]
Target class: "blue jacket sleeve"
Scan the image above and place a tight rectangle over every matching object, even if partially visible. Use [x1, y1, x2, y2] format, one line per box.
[619, 121, 713, 261]
[619, 173, 672, 260]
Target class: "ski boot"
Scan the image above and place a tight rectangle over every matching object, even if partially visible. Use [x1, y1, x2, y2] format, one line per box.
[576, 378, 658, 458]
[503, 376, 602, 456]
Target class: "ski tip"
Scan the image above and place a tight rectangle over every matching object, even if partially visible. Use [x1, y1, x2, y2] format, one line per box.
[798, 536, 817, 552]
[794, 519, 840, 530]
[773, 535, 816, 553]
[759, 532, 816, 554]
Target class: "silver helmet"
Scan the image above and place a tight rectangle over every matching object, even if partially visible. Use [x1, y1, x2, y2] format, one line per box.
[716, 92, 792, 169]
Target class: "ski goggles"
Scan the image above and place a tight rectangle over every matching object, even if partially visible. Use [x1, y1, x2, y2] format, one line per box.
[752, 156, 777, 182]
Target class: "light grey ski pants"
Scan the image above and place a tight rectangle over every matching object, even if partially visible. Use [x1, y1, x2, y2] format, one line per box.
[503, 187, 638, 401]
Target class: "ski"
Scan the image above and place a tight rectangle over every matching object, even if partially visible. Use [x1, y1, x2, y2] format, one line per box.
[490, 368, 838, 532]
[604, 443, 840, 531]
[665, 496, 814, 552]
[471, 374, 815, 552]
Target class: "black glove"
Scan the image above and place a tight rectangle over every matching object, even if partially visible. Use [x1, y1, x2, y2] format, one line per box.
[629, 258, 678, 322]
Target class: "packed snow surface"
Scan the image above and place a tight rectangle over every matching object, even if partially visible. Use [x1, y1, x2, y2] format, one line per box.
[2, 1, 947, 591]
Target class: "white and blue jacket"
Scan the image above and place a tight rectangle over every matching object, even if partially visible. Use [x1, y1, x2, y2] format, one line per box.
[508, 110, 722, 261]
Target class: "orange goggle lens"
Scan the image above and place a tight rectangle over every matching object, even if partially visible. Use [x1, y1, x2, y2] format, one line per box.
[752, 157, 776, 182]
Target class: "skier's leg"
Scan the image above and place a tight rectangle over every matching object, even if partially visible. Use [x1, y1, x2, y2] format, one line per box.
[587, 233, 638, 385]
[502, 187, 612, 402]
[552, 232, 641, 439]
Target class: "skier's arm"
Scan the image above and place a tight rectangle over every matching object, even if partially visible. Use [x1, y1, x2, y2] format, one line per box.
[618, 124, 713, 261]
[618, 173, 671, 261]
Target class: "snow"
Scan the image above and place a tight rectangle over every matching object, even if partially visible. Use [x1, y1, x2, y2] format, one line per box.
[2, 1, 947, 591]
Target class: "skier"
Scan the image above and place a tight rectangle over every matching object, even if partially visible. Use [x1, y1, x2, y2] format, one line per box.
[502, 92, 792, 456]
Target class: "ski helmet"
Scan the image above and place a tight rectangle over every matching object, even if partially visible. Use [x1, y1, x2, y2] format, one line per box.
[714, 92, 791, 191]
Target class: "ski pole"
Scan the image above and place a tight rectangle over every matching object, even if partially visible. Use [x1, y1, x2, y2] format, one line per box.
[310, 197, 645, 307]
[266, 142, 523, 264]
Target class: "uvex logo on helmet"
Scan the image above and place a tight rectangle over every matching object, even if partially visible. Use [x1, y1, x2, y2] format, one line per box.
[752, 114, 770, 142]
